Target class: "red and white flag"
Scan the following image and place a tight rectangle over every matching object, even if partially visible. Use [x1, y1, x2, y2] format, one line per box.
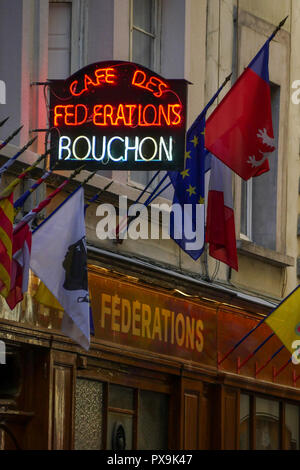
[6, 223, 32, 310]
[206, 156, 238, 271]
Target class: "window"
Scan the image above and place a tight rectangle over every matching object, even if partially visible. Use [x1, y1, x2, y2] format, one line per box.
[129, 0, 162, 190]
[239, 392, 300, 450]
[240, 83, 280, 250]
[48, 2, 72, 79]
[130, 0, 161, 71]
[75, 379, 169, 450]
[48, 0, 85, 80]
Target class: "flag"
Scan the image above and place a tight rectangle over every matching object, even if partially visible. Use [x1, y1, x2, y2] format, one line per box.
[266, 286, 300, 354]
[34, 281, 64, 311]
[206, 156, 238, 271]
[0, 192, 14, 297]
[205, 40, 275, 180]
[168, 112, 207, 259]
[30, 188, 90, 350]
[5, 223, 32, 309]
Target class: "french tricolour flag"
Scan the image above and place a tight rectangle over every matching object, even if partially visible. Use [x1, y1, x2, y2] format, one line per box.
[206, 155, 238, 271]
[205, 40, 275, 181]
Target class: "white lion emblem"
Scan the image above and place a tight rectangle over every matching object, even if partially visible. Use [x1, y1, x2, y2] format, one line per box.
[247, 128, 276, 168]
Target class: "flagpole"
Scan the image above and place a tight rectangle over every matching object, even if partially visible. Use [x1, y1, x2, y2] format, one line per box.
[0, 117, 9, 128]
[31, 165, 91, 234]
[269, 16, 288, 42]
[218, 284, 300, 366]
[0, 136, 37, 177]
[84, 180, 114, 212]
[13, 155, 76, 215]
[255, 345, 285, 376]
[237, 332, 274, 372]
[0, 125, 23, 151]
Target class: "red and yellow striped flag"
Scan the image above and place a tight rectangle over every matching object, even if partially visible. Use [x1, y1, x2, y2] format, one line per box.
[0, 191, 14, 297]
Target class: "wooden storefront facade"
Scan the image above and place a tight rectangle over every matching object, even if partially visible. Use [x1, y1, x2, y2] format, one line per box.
[0, 255, 300, 451]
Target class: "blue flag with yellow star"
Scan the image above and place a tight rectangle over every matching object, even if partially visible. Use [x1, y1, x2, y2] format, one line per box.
[168, 111, 208, 260]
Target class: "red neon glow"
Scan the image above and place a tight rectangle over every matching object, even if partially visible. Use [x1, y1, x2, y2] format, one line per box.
[55, 103, 182, 128]
[69, 67, 117, 96]
[92, 103, 181, 127]
[54, 104, 88, 126]
[131, 70, 169, 98]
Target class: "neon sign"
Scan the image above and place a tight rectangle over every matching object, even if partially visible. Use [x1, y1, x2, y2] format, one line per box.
[49, 61, 187, 170]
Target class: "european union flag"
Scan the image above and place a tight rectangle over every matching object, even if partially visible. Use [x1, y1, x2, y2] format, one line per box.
[168, 111, 207, 260]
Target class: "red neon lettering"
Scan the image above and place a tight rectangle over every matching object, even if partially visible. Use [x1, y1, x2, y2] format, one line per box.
[171, 104, 182, 125]
[94, 67, 117, 86]
[74, 104, 88, 125]
[104, 68, 116, 84]
[54, 104, 88, 126]
[132, 70, 147, 89]
[158, 105, 170, 126]
[132, 69, 169, 98]
[147, 76, 168, 98]
[115, 104, 127, 126]
[142, 104, 157, 126]
[70, 68, 117, 96]
[93, 105, 105, 126]
[69, 80, 85, 97]
[54, 105, 65, 126]
[84, 74, 97, 89]
[104, 105, 115, 125]
[125, 104, 137, 126]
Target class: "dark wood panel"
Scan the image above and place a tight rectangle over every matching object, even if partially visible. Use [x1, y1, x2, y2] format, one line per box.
[223, 387, 239, 450]
[184, 393, 198, 450]
[50, 351, 76, 450]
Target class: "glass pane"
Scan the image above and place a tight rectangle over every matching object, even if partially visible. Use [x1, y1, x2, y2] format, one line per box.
[240, 394, 250, 450]
[240, 180, 248, 236]
[251, 83, 280, 250]
[48, 2, 71, 79]
[133, 0, 154, 33]
[74, 379, 103, 450]
[132, 29, 153, 69]
[256, 397, 280, 450]
[285, 404, 299, 450]
[107, 411, 133, 450]
[138, 390, 169, 450]
[109, 384, 134, 410]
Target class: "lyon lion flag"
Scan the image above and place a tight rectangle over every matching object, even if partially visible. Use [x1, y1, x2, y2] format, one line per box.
[30, 187, 90, 350]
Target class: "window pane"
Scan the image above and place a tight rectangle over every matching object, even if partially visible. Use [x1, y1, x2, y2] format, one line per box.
[74, 379, 103, 450]
[251, 84, 280, 250]
[133, 0, 154, 33]
[138, 390, 169, 450]
[240, 394, 250, 450]
[109, 384, 134, 410]
[256, 397, 280, 450]
[285, 404, 299, 450]
[132, 29, 153, 69]
[48, 2, 71, 79]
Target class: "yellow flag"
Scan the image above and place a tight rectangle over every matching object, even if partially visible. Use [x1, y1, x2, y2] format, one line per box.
[34, 281, 64, 311]
[266, 286, 300, 354]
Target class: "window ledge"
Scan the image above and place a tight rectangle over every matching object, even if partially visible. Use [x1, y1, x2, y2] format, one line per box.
[236, 239, 294, 268]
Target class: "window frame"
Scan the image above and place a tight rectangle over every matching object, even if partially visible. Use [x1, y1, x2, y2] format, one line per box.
[239, 391, 300, 450]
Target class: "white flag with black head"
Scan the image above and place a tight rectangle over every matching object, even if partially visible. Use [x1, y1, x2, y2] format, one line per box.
[30, 187, 90, 350]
